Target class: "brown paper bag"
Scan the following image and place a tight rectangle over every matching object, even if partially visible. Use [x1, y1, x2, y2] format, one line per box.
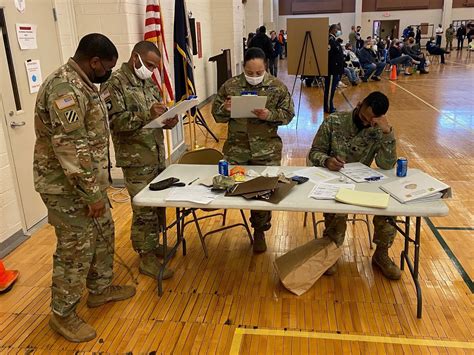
[274, 238, 342, 296]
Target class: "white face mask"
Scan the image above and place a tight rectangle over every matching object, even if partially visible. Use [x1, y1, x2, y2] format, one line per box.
[244, 73, 265, 86]
[134, 53, 154, 80]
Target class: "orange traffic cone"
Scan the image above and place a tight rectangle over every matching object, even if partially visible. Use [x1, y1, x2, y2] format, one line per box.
[390, 65, 397, 80]
[0, 260, 19, 293]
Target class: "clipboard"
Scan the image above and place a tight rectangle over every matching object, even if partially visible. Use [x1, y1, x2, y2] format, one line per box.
[144, 97, 199, 128]
[230, 95, 267, 118]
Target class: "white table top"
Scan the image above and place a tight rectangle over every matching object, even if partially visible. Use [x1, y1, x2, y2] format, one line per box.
[133, 165, 449, 217]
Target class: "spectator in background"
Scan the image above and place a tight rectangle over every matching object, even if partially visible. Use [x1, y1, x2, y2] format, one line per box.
[356, 26, 363, 50]
[389, 40, 419, 75]
[403, 38, 429, 74]
[435, 24, 443, 47]
[269, 31, 282, 77]
[408, 27, 415, 38]
[344, 43, 360, 67]
[377, 37, 387, 62]
[324, 24, 344, 114]
[402, 26, 411, 39]
[445, 24, 455, 52]
[467, 23, 474, 45]
[359, 40, 385, 82]
[427, 37, 447, 63]
[456, 24, 466, 50]
[247, 33, 255, 51]
[248, 26, 273, 62]
[278, 30, 286, 59]
[349, 26, 357, 50]
[415, 26, 422, 45]
[386, 36, 392, 51]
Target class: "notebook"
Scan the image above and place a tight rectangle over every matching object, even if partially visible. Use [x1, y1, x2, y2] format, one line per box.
[335, 189, 390, 209]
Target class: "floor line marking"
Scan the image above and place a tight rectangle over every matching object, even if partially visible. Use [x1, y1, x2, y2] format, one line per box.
[435, 226, 474, 231]
[388, 80, 441, 113]
[229, 327, 474, 353]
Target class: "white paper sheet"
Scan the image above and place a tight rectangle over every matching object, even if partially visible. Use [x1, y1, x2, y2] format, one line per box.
[261, 166, 281, 177]
[16, 24, 37, 50]
[230, 96, 267, 118]
[309, 183, 355, 200]
[143, 98, 199, 128]
[25, 60, 42, 93]
[292, 167, 338, 184]
[340, 162, 388, 183]
[165, 185, 219, 204]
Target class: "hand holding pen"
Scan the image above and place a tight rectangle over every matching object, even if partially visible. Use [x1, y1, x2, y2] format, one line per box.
[325, 156, 345, 171]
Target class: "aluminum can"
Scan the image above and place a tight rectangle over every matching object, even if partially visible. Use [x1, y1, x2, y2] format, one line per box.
[218, 159, 229, 176]
[396, 157, 408, 177]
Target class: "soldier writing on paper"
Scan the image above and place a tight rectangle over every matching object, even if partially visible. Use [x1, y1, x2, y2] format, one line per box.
[33, 33, 135, 343]
[101, 41, 178, 281]
[308, 91, 402, 280]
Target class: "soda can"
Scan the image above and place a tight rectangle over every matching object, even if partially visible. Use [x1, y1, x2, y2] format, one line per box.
[396, 157, 408, 177]
[218, 159, 229, 176]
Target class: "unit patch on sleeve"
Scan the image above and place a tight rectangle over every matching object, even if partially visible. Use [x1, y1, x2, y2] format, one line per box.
[65, 110, 79, 123]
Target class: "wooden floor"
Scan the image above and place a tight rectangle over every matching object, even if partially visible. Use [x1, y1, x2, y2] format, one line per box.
[1, 51, 473, 354]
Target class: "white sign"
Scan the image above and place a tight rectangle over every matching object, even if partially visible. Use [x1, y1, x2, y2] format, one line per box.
[15, 0, 26, 13]
[16, 23, 37, 50]
[25, 60, 42, 94]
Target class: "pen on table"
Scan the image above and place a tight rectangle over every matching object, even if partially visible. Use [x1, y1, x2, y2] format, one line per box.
[188, 177, 199, 185]
[364, 176, 382, 182]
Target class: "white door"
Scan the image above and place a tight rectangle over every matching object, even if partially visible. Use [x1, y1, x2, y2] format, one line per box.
[0, 0, 62, 231]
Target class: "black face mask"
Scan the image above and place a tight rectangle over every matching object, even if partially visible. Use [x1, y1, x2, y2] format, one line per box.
[353, 107, 366, 131]
[92, 60, 112, 84]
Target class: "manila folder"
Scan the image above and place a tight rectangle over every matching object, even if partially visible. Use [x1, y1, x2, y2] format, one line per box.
[335, 189, 390, 209]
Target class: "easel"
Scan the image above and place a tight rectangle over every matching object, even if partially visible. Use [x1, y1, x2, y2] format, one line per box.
[183, 108, 219, 147]
[290, 31, 322, 129]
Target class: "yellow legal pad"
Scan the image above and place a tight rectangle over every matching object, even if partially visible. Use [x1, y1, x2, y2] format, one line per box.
[335, 188, 390, 209]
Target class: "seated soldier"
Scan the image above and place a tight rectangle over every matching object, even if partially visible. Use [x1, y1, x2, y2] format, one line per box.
[426, 37, 447, 64]
[308, 91, 401, 280]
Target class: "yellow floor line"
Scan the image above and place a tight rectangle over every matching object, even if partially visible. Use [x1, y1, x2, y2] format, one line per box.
[229, 328, 474, 353]
[388, 80, 441, 113]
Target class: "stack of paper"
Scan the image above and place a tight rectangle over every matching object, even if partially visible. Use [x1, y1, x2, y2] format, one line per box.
[292, 167, 338, 184]
[380, 171, 451, 204]
[309, 183, 355, 200]
[166, 186, 219, 204]
[340, 162, 388, 183]
[335, 189, 390, 209]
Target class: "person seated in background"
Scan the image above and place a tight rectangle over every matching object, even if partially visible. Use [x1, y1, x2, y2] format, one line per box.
[403, 37, 429, 74]
[344, 43, 360, 67]
[426, 37, 446, 64]
[388, 40, 419, 75]
[358, 40, 385, 82]
[377, 37, 388, 62]
[308, 91, 401, 280]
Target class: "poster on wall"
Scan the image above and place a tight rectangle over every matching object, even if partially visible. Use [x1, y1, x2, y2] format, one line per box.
[16, 24, 37, 50]
[15, 0, 26, 13]
[25, 59, 42, 94]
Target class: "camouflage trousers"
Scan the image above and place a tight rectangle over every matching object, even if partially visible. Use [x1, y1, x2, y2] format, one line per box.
[323, 213, 397, 248]
[226, 155, 281, 233]
[41, 193, 114, 317]
[122, 165, 165, 254]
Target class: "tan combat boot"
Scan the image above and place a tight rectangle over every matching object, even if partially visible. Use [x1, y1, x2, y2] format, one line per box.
[138, 252, 174, 280]
[49, 312, 96, 343]
[372, 247, 402, 280]
[86, 285, 136, 308]
[324, 262, 337, 276]
[253, 231, 267, 253]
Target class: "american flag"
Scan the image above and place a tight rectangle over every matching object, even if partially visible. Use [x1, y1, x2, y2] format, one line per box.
[144, 0, 175, 103]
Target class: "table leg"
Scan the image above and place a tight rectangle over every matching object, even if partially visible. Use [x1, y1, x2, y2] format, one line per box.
[400, 216, 410, 270]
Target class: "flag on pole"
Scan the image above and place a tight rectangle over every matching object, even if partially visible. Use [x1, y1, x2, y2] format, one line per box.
[144, 0, 174, 103]
[174, 0, 195, 102]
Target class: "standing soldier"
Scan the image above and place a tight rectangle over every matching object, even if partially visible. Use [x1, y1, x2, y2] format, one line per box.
[445, 24, 455, 52]
[212, 47, 295, 253]
[101, 41, 178, 280]
[34, 33, 136, 343]
[308, 91, 401, 280]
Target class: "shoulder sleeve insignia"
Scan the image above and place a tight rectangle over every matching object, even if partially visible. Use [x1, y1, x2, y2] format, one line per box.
[64, 110, 79, 123]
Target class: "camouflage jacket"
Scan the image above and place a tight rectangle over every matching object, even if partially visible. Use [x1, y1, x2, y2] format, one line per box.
[212, 73, 294, 161]
[308, 111, 397, 170]
[101, 63, 165, 169]
[33, 58, 110, 204]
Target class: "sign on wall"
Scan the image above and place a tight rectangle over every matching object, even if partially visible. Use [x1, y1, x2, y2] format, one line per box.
[15, 23, 37, 50]
[24, 59, 42, 94]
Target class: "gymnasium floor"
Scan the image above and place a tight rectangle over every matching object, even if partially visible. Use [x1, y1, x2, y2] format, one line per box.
[1, 51, 473, 354]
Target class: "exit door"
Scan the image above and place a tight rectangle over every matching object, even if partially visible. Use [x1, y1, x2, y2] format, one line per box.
[0, 0, 62, 231]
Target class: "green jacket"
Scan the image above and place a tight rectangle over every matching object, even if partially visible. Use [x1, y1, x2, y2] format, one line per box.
[33, 58, 110, 204]
[308, 111, 397, 170]
[101, 63, 165, 169]
[211, 73, 294, 162]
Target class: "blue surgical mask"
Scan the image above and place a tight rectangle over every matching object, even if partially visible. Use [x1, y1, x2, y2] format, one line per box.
[336, 30, 342, 37]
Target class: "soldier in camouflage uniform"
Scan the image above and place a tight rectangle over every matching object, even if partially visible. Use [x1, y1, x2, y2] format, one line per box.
[308, 91, 401, 280]
[101, 41, 178, 280]
[212, 47, 295, 253]
[33, 34, 136, 343]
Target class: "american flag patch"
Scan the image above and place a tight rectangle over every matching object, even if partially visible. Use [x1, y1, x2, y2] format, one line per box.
[64, 110, 79, 123]
[55, 95, 76, 110]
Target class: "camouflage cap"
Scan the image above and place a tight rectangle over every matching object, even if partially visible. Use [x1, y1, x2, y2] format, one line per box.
[212, 175, 235, 191]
